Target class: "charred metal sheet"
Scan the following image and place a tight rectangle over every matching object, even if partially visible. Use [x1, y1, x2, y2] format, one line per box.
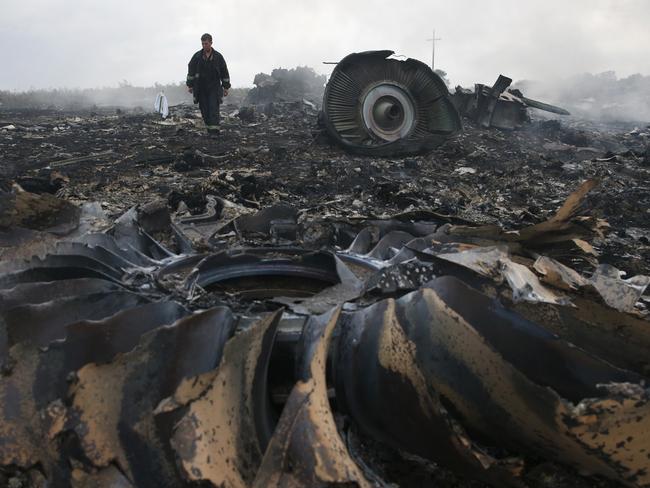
[0, 253, 125, 282]
[34, 301, 190, 390]
[501, 257, 572, 304]
[2, 291, 149, 354]
[510, 297, 650, 376]
[456, 74, 571, 129]
[530, 259, 649, 312]
[254, 307, 371, 487]
[346, 226, 381, 254]
[70, 466, 134, 488]
[333, 276, 648, 486]
[0, 226, 58, 262]
[589, 263, 650, 312]
[165, 310, 280, 486]
[533, 255, 589, 291]
[322, 50, 461, 156]
[476, 75, 514, 128]
[0, 260, 124, 290]
[426, 276, 641, 401]
[47, 240, 146, 270]
[325, 214, 443, 254]
[155, 253, 208, 282]
[111, 208, 175, 261]
[0, 345, 54, 469]
[339, 228, 436, 273]
[362, 230, 416, 260]
[68, 307, 236, 486]
[433, 245, 570, 305]
[567, 383, 650, 487]
[363, 261, 438, 295]
[488, 91, 529, 130]
[0, 277, 123, 310]
[0, 302, 196, 481]
[77, 232, 159, 267]
[333, 287, 526, 486]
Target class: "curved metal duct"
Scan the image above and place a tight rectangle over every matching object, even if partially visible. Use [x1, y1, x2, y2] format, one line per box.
[322, 50, 461, 156]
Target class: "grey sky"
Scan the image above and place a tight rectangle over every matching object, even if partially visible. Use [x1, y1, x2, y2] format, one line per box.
[1, 0, 649, 91]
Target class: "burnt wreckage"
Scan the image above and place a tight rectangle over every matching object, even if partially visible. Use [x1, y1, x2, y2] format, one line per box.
[320, 51, 569, 155]
[1, 181, 649, 488]
[452, 74, 571, 130]
[321, 51, 462, 156]
[1, 52, 650, 488]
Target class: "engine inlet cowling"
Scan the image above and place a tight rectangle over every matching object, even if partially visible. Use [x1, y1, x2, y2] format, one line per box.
[322, 50, 461, 156]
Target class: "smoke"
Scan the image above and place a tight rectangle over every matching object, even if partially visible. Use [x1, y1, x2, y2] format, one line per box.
[0, 83, 191, 111]
[4, 69, 650, 126]
[0, 66, 327, 110]
[0, 83, 249, 111]
[515, 72, 650, 123]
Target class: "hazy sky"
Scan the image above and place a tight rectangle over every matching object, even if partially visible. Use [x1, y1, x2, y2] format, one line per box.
[1, 0, 649, 91]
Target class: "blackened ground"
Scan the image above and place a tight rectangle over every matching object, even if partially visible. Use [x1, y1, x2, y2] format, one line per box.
[2, 104, 645, 487]
[1, 103, 648, 276]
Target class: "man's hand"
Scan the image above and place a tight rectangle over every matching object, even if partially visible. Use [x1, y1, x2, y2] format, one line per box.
[188, 87, 193, 93]
[223, 88, 229, 97]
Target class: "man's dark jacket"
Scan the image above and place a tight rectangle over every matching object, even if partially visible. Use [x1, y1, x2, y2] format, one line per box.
[186, 49, 231, 102]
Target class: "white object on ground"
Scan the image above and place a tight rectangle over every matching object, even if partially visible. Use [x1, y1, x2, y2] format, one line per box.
[154, 92, 169, 119]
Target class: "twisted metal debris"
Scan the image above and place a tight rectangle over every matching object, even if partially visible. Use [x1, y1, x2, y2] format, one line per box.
[1, 181, 649, 487]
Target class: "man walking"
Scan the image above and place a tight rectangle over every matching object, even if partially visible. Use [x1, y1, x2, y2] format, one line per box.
[187, 33, 231, 135]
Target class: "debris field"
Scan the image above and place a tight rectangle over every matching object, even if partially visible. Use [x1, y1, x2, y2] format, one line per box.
[1, 71, 650, 488]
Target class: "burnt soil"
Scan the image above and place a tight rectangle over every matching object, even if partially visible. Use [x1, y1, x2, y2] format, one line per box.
[1, 103, 648, 277]
[1, 103, 649, 488]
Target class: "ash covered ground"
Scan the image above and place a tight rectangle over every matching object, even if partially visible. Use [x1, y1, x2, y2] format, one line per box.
[1, 97, 650, 488]
[2, 102, 649, 276]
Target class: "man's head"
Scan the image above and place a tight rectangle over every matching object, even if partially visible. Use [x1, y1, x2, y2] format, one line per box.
[201, 33, 213, 52]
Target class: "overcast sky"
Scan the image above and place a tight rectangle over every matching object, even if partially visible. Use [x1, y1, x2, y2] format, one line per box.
[1, 0, 649, 91]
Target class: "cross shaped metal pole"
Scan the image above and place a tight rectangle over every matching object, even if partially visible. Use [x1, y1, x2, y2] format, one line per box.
[426, 29, 442, 71]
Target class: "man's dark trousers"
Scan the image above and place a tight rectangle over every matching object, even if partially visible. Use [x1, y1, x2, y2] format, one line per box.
[198, 86, 220, 133]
